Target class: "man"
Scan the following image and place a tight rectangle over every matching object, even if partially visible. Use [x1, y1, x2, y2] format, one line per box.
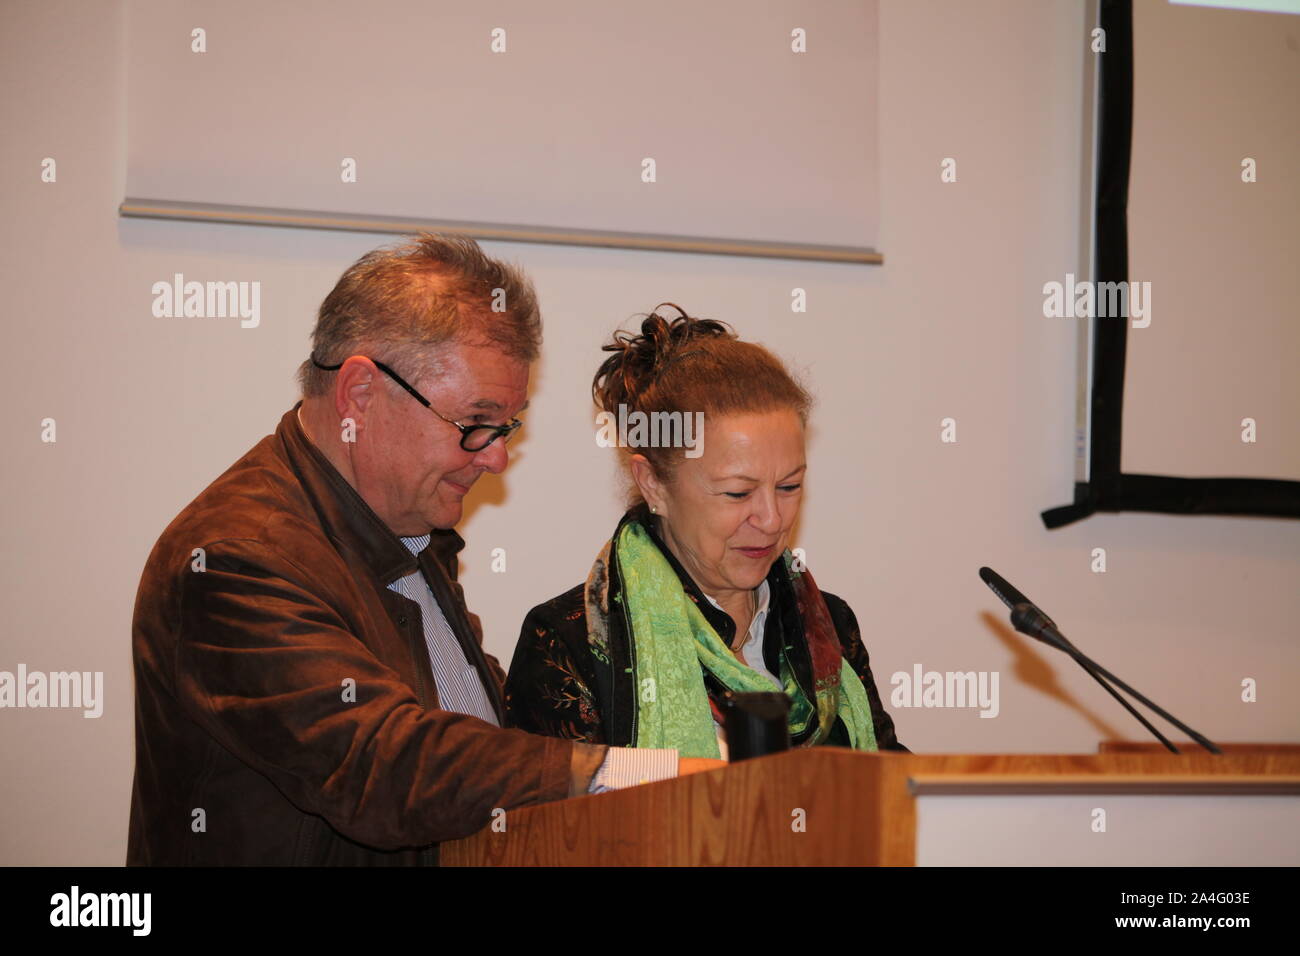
[128, 234, 712, 865]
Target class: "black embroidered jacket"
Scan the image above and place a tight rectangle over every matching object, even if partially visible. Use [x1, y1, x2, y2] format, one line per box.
[504, 512, 907, 753]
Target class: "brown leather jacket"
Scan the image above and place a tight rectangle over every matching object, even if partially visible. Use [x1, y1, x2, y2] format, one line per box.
[128, 404, 575, 865]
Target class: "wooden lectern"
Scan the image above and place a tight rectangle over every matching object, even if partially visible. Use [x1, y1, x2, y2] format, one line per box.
[442, 748, 1300, 865]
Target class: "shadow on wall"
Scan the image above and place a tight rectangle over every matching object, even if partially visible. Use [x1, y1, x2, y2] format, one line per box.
[979, 610, 1129, 745]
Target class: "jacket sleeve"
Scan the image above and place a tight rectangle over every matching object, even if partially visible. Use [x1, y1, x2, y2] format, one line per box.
[173, 537, 575, 850]
[823, 592, 909, 753]
[504, 599, 607, 744]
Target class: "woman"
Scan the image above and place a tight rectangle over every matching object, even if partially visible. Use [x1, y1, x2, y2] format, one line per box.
[505, 305, 906, 758]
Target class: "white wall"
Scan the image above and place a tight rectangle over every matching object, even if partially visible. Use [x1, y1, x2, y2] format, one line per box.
[1, 0, 1295, 865]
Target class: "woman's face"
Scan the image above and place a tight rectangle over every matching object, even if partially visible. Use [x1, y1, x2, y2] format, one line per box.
[642, 408, 806, 600]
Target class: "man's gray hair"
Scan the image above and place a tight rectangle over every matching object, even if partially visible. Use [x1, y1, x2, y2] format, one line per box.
[297, 233, 541, 398]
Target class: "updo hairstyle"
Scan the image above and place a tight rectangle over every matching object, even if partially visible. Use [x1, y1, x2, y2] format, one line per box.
[592, 303, 812, 498]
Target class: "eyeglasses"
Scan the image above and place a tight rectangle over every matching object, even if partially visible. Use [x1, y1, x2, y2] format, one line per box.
[310, 354, 522, 452]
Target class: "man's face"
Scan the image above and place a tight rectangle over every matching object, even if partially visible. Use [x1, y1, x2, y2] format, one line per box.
[350, 341, 530, 535]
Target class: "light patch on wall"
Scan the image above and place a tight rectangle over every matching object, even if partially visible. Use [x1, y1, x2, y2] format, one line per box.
[1169, 0, 1300, 15]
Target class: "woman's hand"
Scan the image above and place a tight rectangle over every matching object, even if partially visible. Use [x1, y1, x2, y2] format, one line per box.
[678, 757, 728, 775]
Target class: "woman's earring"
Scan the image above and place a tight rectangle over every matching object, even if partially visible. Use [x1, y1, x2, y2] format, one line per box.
[650, 506, 657, 514]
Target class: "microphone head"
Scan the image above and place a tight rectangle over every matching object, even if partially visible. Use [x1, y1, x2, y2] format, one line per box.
[980, 566, 1058, 630]
[979, 566, 1027, 611]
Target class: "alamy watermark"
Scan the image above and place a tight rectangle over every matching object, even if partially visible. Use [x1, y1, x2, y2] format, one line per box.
[595, 404, 704, 458]
[49, 886, 150, 935]
[152, 273, 260, 328]
[890, 664, 999, 718]
[1042, 273, 1151, 328]
[0, 665, 103, 717]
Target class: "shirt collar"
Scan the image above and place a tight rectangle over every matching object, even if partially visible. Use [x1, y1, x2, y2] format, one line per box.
[702, 578, 771, 642]
[399, 533, 433, 556]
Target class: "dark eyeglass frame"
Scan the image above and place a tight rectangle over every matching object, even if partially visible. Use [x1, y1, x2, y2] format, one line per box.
[310, 354, 522, 452]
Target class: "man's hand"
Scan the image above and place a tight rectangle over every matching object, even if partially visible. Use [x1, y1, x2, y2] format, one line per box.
[568, 742, 610, 797]
[678, 757, 727, 775]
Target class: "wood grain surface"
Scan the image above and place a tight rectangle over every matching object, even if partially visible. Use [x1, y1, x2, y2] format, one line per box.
[442, 749, 1300, 866]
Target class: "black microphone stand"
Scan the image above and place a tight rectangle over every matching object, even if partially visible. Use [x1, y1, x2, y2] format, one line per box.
[1010, 603, 1223, 755]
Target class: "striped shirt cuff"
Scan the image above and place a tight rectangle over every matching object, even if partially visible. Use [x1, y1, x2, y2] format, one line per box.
[588, 747, 679, 793]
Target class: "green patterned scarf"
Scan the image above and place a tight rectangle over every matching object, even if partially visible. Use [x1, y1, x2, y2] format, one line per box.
[594, 517, 877, 758]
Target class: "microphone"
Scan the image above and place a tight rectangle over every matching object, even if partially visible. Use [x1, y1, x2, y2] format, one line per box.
[978, 567, 1222, 755]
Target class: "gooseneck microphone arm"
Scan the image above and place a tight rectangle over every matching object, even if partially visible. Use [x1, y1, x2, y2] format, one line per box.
[979, 566, 1179, 753]
[979, 567, 1222, 755]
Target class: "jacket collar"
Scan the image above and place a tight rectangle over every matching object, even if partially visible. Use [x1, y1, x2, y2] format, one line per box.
[276, 402, 466, 585]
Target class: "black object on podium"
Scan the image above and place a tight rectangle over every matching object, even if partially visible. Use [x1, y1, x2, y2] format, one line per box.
[721, 691, 791, 762]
